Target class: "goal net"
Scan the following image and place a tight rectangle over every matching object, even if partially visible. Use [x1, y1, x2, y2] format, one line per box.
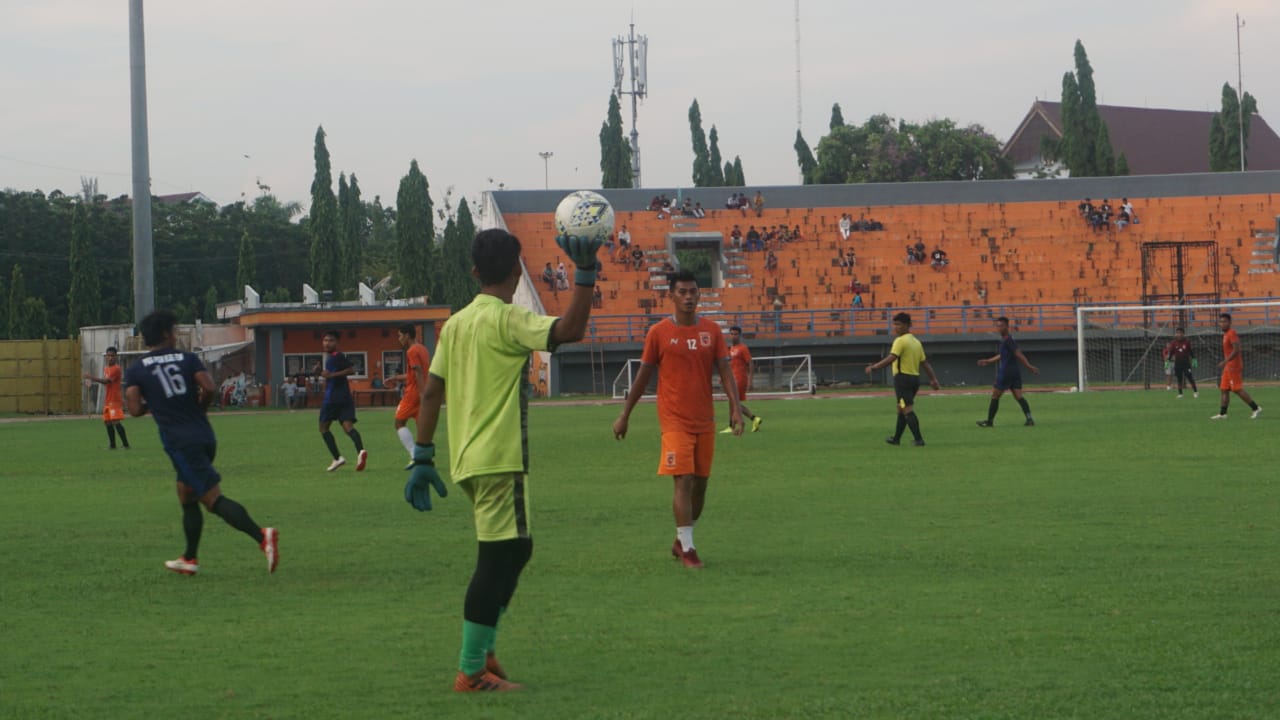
[1075, 300, 1280, 391]
[611, 353, 815, 400]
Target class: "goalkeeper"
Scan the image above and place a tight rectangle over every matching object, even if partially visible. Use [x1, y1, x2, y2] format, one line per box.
[405, 227, 603, 692]
[1165, 327, 1198, 398]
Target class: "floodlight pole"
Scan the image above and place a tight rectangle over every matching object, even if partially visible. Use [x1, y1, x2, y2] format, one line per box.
[539, 151, 553, 189]
[129, 0, 155, 324]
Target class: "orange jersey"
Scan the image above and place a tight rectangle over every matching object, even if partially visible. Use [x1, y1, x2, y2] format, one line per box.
[402, 343, 431, 395]
[103, 365, 124, 407]
[728, 343, 752, 385]
[640, 317, 729, 434]
[1222, 329, 1243, 372]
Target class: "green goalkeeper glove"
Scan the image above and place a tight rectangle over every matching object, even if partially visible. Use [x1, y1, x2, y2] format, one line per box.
[1164, 361, 1172, 372]
[404, 443, 448, 512]
[555, 234, 604, 285]
[1191, 358, 1198, 369]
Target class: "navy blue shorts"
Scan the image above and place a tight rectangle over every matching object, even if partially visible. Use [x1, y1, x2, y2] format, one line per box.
[166, 444, 222, 496]
[319, 400, 357, 424]
[995, 373, 1023, 391]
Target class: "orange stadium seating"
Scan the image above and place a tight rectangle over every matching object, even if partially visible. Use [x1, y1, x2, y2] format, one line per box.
[502, 193, 1280, 317]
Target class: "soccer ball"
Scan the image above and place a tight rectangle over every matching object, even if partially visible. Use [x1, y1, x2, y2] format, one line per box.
[554, 190, 615, 242]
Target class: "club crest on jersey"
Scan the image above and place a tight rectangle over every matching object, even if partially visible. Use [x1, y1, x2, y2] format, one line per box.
[699, 332, 711, 347]
[665, 451, 677, 467]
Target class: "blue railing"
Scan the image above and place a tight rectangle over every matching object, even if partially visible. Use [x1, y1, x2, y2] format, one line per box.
[580, 298, 1280, 344]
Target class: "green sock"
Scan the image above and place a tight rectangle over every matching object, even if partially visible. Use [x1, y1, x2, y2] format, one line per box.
[460, 620, 496, 675]
[487, 607, 506, 654]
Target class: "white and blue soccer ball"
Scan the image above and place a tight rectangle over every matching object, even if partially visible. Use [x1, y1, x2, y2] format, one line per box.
[554, 190, 615, 242]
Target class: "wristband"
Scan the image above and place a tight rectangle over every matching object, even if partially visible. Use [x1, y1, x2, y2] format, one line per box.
[574, 267, 598, 286]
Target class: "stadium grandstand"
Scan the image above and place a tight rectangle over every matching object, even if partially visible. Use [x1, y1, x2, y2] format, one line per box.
[483, 171, 1280, 394]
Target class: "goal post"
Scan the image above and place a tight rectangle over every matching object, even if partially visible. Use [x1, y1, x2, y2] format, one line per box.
[611, 353, 815, 400]
[1075, 300, 1280, 391]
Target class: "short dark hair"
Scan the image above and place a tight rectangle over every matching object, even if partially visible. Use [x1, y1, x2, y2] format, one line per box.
[139, 309, 178, 347]
[996, 316, 1010, 324]
[729, 326, 742, 333]
[1220, 313, 1232, 322]
[668, 269, 697, 286]
[323, 330, 340, 341]
[398, 324, 416, 338]
[104, 346, 118, 354]
[892, 312, 912, 325]
[473, 229, 522, 286]
[1175, 327, 1185, 333]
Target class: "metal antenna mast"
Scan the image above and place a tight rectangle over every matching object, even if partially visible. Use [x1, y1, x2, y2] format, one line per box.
[612, 21, 648, 188]
[1236, 13, 1246, 172]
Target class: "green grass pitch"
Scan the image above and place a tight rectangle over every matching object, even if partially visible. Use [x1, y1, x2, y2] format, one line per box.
[2, 389, 1278, 719]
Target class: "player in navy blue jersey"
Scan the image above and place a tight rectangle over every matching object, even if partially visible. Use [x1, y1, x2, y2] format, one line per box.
[124, 309, 278, 576]
[316, 330, 367, 472]
[976, 316, 1039, 427]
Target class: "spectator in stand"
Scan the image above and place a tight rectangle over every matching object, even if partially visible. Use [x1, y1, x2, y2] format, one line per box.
[839, 213, 852, 240]
[930, 247, 949, 270]
[661, 260, 676, 274]
[555, 262, 569, 291]
[912, 240, 927, 264]
[765, 250, 778, 273]
[791, 225, 803, 243]
[846, 249, 857, 267]
[851, 291, 864, 309]
[1078, 197, 1093, 218]
[631, 246, 645, 271]
[680, 198, 695, 217]
[604, 232, 615, 256]
[592, 284, 603, 309]
[729, 225, 743, 249]
[541, 262, 555, 290]
[737, 194, 750, 214]
[693, 202, 706, 219]
[745, 225, 762, 252]
[726, 192, 740, 211]
[752, 191, 765, 217]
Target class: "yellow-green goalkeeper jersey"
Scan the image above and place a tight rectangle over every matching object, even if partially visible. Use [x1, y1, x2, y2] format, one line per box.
[430, 293, 557, 482]
[889, 333, 926, 376]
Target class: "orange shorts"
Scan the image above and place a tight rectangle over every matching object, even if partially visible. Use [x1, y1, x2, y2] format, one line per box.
[102, 402, 125, 423]
[658, 431, 716, 477]
[394, 393, 420, 422]
[1219, 367, 1243, 392]
[735, 376, 749, 401]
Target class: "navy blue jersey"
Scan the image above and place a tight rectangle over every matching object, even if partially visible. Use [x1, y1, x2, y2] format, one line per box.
[124, 349, 215, 449]
[323, 351, 353, 403]
[996, 335, 1021, 382]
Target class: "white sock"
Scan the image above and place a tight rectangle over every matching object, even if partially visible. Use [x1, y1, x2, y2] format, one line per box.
[677, 526, 694, 552]
[396, 426, 415, 455]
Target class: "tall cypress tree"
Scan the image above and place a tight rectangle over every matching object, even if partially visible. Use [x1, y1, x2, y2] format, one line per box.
[794, 130, 818, 184]
[688, 100, 714, 187]
[337, 173, 350, 289]
[66, 203, 100, 336]
[1210, 83, 1258, 171]
[9, 264, 27, 339]
[829, 103, 845, 131]
[599, 93, 633, 188]
[0, 272, 6, 340]
[344, 173, 364, 288]
[203, 286, 219, 322]
[1057, 41, 1117, 177]
[395, 160, 435, 300]
[309, 126, 340, 292]
[236, 229, 257, 294]
[708, 126, 725, 186]
[731, 157, 746, 187]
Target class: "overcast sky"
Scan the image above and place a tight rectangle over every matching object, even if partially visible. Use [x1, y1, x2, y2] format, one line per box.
[3, 0, 1277, 213]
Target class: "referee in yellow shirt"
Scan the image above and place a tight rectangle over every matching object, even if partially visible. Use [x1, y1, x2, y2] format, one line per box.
[865, 312, 941, 446]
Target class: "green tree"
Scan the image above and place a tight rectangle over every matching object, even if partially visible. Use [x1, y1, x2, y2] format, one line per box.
[730, 156, 745, 186]
[395, 160, 435, 300]
[688, 100, 715, 187]
[707, 126, 726, 186]
[203, 286, 219, 322]
[363, 196, 396, 284]
[1115, 152, 1130, 176]
[829, 103, 845, 131]
[599, 93, 633, 188]
[66, 203, 101, 336]
[8, 264, 28, 338]
[440, 198, 479, 308]
[1209, 83, 1259, 171]
[1052, 40, 1117, 177]
[0, 272, 6, 339]
[809, 114, 1011, 183]
[794, 130, 818, 184]
[236, 229, 256, 293]
[308, 126, 340, 292]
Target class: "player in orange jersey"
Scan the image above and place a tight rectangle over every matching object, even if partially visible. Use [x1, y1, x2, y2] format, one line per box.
[1210, 313, 1261, 420]
[613, 269, 744, 569]
[385, 324, 432, 469]
[83, 346, 130, 449]
[720, 326, 763, 434]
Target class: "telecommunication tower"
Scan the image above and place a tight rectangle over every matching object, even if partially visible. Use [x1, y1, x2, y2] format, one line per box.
[612, 22, 648, 188]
